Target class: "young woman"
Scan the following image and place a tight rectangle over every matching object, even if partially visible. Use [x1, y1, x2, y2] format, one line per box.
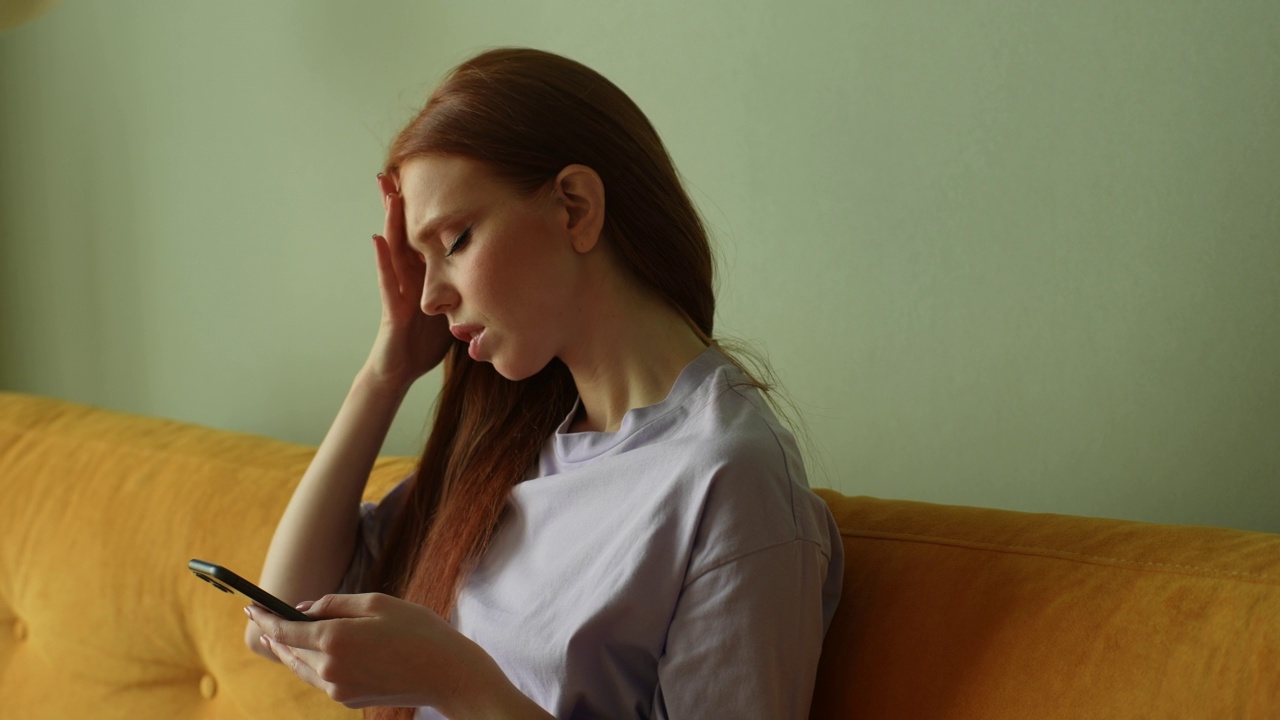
[244, 47, 843, 720]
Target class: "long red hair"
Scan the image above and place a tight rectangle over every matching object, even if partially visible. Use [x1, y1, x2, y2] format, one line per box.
[367, 48, 718, 719]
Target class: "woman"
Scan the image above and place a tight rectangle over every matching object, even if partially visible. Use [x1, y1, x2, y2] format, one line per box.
[244, 47, 843, 719]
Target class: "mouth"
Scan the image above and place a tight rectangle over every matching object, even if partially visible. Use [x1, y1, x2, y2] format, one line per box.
[449, 324, 484, 343]
[449, 324, 486, 360]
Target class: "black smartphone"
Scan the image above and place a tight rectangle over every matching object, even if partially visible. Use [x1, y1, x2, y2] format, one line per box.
[188, 559, 316, 622]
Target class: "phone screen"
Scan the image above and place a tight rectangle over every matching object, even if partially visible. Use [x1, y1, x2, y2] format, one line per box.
[188, 559, 316, 622]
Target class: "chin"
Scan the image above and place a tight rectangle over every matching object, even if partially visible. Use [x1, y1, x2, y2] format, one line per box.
[493, 366, 534, 382]
[490, 354, 557, 383]
[487, 358, 531, 382]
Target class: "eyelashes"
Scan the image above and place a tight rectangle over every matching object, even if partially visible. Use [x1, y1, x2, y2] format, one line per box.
[446, 225, 473, 257]
[409, 224, 472, 263]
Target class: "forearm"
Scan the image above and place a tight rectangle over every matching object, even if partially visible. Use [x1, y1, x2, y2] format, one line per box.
[257, 368, 409, 604]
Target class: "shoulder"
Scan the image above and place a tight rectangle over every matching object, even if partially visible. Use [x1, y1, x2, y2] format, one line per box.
[673, 361, 835, 581]
[676, 357, 799, 482]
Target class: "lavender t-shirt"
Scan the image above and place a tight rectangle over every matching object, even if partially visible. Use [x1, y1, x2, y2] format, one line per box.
[344, 349, 844, 719]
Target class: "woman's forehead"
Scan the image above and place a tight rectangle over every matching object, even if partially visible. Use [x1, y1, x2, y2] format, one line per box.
[400, 155, 493, 202]
[399, 156, 501, 235]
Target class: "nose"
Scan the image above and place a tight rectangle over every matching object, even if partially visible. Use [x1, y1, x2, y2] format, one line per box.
[420, 262, 456, 316]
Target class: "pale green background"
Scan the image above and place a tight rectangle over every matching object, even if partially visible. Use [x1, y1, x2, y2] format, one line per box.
[2, 1, 1277, 532]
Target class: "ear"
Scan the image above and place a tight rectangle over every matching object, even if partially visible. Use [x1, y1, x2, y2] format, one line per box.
[551, 164, 605, 254]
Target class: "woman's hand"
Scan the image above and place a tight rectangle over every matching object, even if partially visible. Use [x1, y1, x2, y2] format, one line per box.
[363, 173, 454, 394]
[247, 594, 550, 717]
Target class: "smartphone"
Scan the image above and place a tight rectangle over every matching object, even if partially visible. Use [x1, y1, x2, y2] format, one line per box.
[188, 559, 316, 622]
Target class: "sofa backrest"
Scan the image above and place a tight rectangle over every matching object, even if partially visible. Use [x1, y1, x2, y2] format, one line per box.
[809, 490, 1280, 719]
[2, 392, 1277, 719]
[0, 393, 395, 719]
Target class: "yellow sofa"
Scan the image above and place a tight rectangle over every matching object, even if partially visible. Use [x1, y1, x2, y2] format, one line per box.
[1, 392, 1276, 719]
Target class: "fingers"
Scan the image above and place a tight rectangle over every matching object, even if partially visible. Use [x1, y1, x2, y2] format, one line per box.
[247, 605, 335, 691]
[371, 234, 402, 309]
[249, 599, 372, 707]
[245, 595, 381, 649]
[383, 193, 422, 296]
[377, 173, 405, 267]
[385, 188, 408, 250]
[376, 171, 397, 200]
[372, 174, 422, 303]
[246, 605, 321, 652]
[252, 593, 468, 711]
[261, 634, 357, 705]
[261, 634, 325, 686]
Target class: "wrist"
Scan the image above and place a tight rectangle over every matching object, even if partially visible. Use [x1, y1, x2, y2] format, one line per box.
[353, 364, 414, 402]
[473, 685, 551, 720]
[437, 649, 552, 720]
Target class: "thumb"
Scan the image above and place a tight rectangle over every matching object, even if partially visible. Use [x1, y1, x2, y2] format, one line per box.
[303, 592, 381, 620]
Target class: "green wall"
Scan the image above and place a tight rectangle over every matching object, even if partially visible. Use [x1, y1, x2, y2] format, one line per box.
[2, 1, 1277, 532]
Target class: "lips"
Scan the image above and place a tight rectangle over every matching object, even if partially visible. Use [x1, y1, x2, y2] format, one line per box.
[449, 324, 484, 343]
[449, 324, 486, 360]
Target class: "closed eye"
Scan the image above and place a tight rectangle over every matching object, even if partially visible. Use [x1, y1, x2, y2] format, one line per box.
[446, 226, 473, 257]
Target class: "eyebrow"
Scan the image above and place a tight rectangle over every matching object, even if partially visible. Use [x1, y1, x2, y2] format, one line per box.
[408, 211, 466, 250]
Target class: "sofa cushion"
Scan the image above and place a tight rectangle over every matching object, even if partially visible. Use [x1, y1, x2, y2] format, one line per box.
[0, 393, 409, 720]
[3, 392, 1276, 719]
[810, 490, 1280, 719]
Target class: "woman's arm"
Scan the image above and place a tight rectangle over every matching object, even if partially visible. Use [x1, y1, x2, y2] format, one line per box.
[653, 540, 836, 718]
[248, 594, 554, 718]
[246, 175, 452, 659]
[244, 371, 409, 658]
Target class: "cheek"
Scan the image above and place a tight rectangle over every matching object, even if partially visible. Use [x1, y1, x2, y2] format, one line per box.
[462, 247, 539, 327]
[466, 255, 505, 298]
[467, 215, 578, 325]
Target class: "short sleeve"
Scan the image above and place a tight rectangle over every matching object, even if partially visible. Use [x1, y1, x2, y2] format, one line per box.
[652, 537, 839, 719]
[336, 475, 412, 594]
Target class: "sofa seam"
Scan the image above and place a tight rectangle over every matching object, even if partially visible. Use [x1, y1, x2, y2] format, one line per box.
[845, 528, 1280, 584]
[0, 424, 414, 480]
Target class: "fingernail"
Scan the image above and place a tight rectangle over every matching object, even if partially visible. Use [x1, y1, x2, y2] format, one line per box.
[243, 606, 252, 619]
[259, 635, 271, 648]
[295, 600, 314, 612]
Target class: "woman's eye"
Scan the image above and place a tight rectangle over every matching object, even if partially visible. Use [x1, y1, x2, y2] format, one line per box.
[446, 226, 473, 257]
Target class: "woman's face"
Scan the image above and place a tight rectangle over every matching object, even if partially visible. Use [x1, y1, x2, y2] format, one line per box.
[398, 155, 586, 381]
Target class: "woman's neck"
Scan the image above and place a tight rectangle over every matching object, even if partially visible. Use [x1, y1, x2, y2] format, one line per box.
[559, 272, 707, 434]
